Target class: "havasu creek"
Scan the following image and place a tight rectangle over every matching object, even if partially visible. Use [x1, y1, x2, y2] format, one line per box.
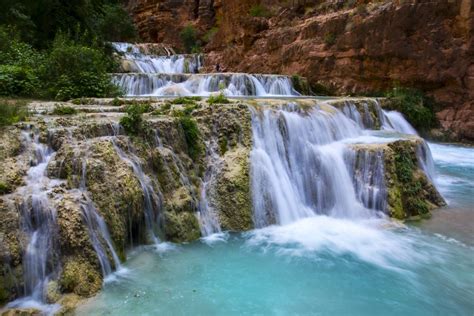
[1, 3, 474, 314]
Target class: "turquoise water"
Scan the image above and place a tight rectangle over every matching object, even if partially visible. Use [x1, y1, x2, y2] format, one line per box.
[78, 143, 474, 316]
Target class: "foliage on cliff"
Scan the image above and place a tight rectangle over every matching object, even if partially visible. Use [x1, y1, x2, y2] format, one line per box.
[385, 87, 437, 132]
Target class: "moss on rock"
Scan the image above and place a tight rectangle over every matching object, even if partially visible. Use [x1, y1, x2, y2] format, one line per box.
[385, 139, 445, 219]
[163, 211, 200, 242]
[214, 147, 253, 231]
[60, 258, 102, 297]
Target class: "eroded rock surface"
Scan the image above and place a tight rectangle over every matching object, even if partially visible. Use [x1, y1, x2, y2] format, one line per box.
[0, 97, 445, 311]
[128, 0, 473, 141]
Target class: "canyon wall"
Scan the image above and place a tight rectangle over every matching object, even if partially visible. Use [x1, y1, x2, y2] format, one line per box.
[127, 0, 473, 141]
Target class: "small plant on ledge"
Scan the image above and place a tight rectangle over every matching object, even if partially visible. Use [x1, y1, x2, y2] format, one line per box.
[207, 93, 230, 105]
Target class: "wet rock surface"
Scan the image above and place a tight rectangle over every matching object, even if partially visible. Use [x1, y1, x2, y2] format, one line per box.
[129, 0, 473, 141]
[0, 97, 445, 312]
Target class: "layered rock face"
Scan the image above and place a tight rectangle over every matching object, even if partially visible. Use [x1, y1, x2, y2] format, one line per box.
[128, 0, 473, 141]
[0, 97, 445, 312]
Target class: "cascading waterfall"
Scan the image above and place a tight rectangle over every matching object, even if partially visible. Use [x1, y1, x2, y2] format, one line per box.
[78, 160, 122, 279]
[8, 130, 59, 310]
[348, 149, 387, 212]
[111, 42, 300, 97]
[250, 104, 380, 227]
[250, 100, 441, 228]
[112, 73, 300, 97]
[112, 42, 201, 74]
[197, 139, 224, 236]
[111, 126, 162, 244]
[377, 102, 437, 181]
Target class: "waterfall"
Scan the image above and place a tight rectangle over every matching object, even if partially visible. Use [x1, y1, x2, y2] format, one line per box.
[250, 104, 381, 227]
[379, 107, 418, 135]
[7, 130, 59, 311]
[112, 42, 201, 74]
[79, 160, 123, 279]
[249, 99, 444, 228]
[112, 73, 300, 97]
[197, 140, 223, 236]
[111, 126, 162, 244]
[378, 104, 437, 181]
[110, 42, 300, 97]
[348, 149, 387, 212]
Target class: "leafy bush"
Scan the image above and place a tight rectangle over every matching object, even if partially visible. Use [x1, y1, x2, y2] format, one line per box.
[180, 25, 200, 54]
[207, 93, 230, 105]
[0, 100, 29, 127]
[249, 4, 270, 17]
[0, 65, 39, 96]
[179, 116, 202, 160]
[385, 87, 437, 131]
[120, 103, 152, 134]
[42, 35, 122, 100]
[52, 105, 77, 115]
[111, 97, 125, 106]
[120, 106, 143, 135]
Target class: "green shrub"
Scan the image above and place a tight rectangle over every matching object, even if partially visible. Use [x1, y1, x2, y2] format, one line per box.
[42, 35, 122, 100]
[110, 97, 126, 106]
[0, 38, 44, 69]
[324, 33, 336, 46]
[249, 4, 270, 17]
[385, 87, 437, 131]
[0, 65, 40, 96]
[207, 93, 230, 105]
[128, 102, 153, 113]
[180, 25, 200, 53]
[0, 100, 29, 127]
[120, 103, 152, 134]
[52, 105, 77, 115]
[179, 116, 202, 160]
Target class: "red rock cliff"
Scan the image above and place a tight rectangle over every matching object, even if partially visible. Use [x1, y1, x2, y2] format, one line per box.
[128, 0, 473, 141]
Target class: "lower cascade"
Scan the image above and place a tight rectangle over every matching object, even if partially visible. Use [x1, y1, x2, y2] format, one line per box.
[2, 96, 472, 315]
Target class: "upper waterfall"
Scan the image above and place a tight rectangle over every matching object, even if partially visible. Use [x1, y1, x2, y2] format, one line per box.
[112, 42, 202, 74]
[111, 42, 301, 97]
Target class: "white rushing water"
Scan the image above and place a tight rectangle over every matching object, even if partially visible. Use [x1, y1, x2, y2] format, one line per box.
[7, 130, 60, 314]
[111, 42, 300, 97]
[78, 159, 124, 281]
[251, 103, 381, 226]
[198, 140, 224, 237]
[113, 73, 300, 97]
[112, 42, 202, 74]
[111, 125, 163, 245]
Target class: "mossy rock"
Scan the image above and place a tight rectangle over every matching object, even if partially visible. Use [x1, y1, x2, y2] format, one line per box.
[214, 147, 253, 231]
[60, 258, 102, 297]
[385, 140, 445, 219]
[163, 211, 200, 242]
